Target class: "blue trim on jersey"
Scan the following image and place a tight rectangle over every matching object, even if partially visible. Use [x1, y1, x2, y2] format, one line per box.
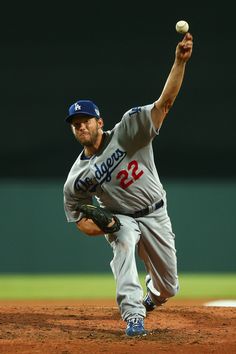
[81, 151, 91, 160]
[129, 107, 141, 116]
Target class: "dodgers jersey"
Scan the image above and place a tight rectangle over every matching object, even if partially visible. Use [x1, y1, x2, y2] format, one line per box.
[64, 103, 165, 222]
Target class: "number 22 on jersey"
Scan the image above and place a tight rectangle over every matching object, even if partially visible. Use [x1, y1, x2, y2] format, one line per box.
[116, 160, 144, 190]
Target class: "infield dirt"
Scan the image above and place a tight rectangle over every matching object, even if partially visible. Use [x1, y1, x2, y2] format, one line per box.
[0, 299, 235, 354]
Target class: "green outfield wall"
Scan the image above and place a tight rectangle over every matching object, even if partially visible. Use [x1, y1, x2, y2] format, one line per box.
[0, 179, 235, 273]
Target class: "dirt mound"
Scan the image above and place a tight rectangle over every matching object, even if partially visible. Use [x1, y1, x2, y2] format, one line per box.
[0, 301, 235, 353]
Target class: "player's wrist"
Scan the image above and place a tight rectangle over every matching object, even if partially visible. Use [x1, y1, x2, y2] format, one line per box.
[174, 56, 187, 66]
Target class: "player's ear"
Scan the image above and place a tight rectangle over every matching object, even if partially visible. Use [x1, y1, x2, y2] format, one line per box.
[97, 117, 104, 129]
[70, 124, 76, 134]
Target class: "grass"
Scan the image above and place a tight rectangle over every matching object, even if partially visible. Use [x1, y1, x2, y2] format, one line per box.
[176, 273, 236, 298]
[0, 274, 115, 300]
[0, 273, 235, 300]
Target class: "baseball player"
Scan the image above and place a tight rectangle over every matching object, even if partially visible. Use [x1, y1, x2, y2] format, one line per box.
[64, 33, 193, 336]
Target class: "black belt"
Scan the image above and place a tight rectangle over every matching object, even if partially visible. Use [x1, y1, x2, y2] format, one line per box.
[125, 199, 164, 218]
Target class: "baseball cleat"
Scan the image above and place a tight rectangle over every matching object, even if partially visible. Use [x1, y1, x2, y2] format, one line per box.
[143, 275, 156, 312]
[125, 318, 147, 337]
[143, 292, 156, 312]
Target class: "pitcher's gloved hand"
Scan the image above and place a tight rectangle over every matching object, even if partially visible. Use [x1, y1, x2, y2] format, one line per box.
[79, 204, 121, 233]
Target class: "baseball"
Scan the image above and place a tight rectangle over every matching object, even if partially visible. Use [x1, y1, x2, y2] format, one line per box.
[175, 20, 189, 34]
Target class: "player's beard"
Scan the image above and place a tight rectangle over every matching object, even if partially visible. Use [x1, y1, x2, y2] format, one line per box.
[75, 126, 99, 147]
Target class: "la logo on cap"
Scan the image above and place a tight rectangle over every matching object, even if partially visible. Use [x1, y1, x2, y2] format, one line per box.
[74, 103, 81, 111]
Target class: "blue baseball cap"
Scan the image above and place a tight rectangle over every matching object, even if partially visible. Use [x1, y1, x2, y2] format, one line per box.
[65, 100, 100, 123]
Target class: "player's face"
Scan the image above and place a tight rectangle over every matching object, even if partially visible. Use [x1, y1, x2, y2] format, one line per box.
[70, 116, 103, 147]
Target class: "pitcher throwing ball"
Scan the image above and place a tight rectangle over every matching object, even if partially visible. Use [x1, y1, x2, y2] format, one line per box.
[63, 33, 193, 336]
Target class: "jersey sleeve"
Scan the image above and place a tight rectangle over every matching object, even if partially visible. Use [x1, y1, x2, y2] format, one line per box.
[63, 188, 93, 223]
[118, 103, 159, 143]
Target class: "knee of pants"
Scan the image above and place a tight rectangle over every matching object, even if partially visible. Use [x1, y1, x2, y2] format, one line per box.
[115, 237, 136, 254]
[110, 237, 137, 277]
[152, 278, 179, 299]
[163, 285, 178, 298]
[111, 227, 138, 251]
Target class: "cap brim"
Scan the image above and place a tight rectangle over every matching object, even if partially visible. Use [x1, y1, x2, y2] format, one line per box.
[65, 112, 97, 123]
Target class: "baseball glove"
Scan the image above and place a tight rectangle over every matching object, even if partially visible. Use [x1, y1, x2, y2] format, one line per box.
[79, 204, 121, 233]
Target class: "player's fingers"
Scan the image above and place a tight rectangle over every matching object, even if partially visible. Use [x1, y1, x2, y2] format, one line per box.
[180, 33, 193, 47]
[179, 37, 193, 50]
[184, 32, 193, 41]
[183, 41, 193, 49]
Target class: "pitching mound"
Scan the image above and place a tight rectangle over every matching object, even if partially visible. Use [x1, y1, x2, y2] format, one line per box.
[0, 300, 235, 353]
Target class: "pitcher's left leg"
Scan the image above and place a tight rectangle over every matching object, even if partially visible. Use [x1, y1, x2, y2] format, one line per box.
[138, 206, 179, 307]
